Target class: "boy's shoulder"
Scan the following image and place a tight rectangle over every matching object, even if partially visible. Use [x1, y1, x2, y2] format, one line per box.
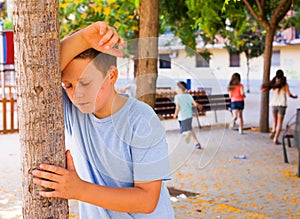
[126, 97, 155, 116]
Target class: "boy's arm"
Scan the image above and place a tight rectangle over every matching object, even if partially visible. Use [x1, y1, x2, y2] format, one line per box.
[60, 21, 123, 71]
[33, 150, 161, 214]
[78, 180, 162, 214]
[173, 104, 179, 119]
[192, 100, 203, 110]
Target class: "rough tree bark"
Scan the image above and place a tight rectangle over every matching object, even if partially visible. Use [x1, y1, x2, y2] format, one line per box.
[13, 0, 68, 218]
[136, 0, 159, 108]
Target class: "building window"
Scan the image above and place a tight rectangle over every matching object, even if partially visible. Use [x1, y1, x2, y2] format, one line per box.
[196, 53, 209, 67]
[296, 28, 300, 39]
[159, 54, 171, 69]
[271, 50, 280, 67]
[229, 52, 240, 67]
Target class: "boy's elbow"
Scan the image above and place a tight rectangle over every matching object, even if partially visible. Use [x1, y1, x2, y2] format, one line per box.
[140, 200, 159, 214]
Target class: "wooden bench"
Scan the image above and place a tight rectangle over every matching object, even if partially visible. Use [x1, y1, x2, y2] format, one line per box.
[194, 94, 231, 123]
[282, 115, 296, 163]
[154, 92, 231, 123]
[154, 97, 176, 119]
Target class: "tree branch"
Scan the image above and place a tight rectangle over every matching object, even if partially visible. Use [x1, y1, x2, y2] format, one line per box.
[261, 0, 266, 8]
[243, 0, 269, 29]
[271, 0, 293, 27]
[255, 0, 264, 18]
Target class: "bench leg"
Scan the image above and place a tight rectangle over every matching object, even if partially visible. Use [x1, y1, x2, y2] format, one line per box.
[287, 137, 292, 147]
[282, 136, 289, 163]
[214, 110, 218, 123]
[297, 150, 300, 177]
[195, 114, 202, 129]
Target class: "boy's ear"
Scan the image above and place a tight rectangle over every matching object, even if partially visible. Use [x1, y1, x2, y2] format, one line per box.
[108, 66, 118, 84]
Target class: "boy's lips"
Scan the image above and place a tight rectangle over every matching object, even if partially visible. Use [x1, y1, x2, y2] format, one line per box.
[76, 102, 89, 106]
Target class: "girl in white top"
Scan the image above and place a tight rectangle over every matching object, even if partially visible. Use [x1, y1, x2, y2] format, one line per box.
[262, 69, 297, 144]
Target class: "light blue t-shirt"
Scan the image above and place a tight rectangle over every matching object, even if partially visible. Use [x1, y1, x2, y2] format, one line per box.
[63, 90, 175, 219]
[174, 93, 194, 121]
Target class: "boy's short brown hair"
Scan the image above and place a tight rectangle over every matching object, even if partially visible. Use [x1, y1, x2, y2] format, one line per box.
[75, 48, 117, 76]
[177, 81, 187, 91]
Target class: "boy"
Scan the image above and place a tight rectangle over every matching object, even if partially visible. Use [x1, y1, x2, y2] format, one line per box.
[32, 22, 175, 218]
[173, 81, 202, 149]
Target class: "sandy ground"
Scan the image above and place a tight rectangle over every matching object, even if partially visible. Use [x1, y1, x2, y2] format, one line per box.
[0, 91, 300, 218]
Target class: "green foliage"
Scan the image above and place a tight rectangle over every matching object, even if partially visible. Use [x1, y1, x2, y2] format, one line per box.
[159, 0, 197, 50]
[225, 18, 265, 60]
[198, 50, 212, 61]
[3, 19, 13, 30]
[59, 0, 139, 40]
[281, 10, 300, 29]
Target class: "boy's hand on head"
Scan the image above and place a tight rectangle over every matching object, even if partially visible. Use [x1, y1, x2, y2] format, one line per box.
[32, 150, 84, 200]
[82, 21, 124, 57]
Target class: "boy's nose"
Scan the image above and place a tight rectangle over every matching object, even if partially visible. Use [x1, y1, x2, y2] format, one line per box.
[74, 86, 84, 99]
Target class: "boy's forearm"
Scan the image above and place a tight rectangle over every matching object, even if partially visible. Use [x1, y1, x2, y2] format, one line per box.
[60, 31, 90, 71]
[174, 107, 179, 118]
[77, 180, 161, 214]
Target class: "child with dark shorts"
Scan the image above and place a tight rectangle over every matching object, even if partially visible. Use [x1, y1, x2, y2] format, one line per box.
[261, 69, 298, 144]
[228, 73, 245, 134]
[173, 81, 202, 149]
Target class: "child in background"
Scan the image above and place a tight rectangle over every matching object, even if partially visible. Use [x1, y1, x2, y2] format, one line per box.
[228, 73, 245, 134]
[261, 69, 298, 144]
[173, 81, 202, 149]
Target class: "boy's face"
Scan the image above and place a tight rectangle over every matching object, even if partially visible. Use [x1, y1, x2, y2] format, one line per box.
[62, 58, 110, 114]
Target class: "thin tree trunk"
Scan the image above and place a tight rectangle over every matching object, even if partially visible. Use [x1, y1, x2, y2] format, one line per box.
[13, 0, 68, 218]
[259, 29, 275, 133]
[133, 31, 139, 78]
[242, 0, 292, 133]
[246, 56, 250, 93]
[137, 0, 159, 108]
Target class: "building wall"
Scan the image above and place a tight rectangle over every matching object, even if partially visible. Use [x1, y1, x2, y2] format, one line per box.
[117, 43, 300, 91]
[276, 44, 300, 80]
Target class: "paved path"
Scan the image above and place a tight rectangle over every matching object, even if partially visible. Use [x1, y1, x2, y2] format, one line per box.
[0, 92, 299, 218]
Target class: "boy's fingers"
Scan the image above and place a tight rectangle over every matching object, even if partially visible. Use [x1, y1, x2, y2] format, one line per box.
[118, 38, 125, 50]
[33, 177, 57, 189]
[39, 190, 61, 198]
[99, 27, 114, 47]
[105, 48, 124, 57]
[39, 163, 65, 175]
[66, 150, 76, 171]
[107, 32, 122, 49]
[97, 21, 108, 35]
[33, 169, 60, 182]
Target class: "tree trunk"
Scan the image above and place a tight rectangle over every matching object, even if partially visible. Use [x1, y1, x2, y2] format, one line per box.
[137, 0, 159, 108]
[13, 1, 68, 218]
[133, 31, 139, 78]
[259, 29, 275, 133]
[242, 0, 292, 133]
[246, 56, 250, 93]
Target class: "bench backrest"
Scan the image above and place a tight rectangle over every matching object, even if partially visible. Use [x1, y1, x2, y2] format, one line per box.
[154, 93, 231, 119]
[194, 94, 231, 111]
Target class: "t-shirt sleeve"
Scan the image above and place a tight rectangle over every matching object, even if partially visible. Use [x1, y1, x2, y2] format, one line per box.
[62, 88, 74, 136]
[129, 101, 172, 182]
[174, 95, 178, 104]
[189, 94, 194, 102]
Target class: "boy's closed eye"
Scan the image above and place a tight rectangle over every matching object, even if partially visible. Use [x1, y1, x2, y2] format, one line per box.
[79, 81, 91, 87]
